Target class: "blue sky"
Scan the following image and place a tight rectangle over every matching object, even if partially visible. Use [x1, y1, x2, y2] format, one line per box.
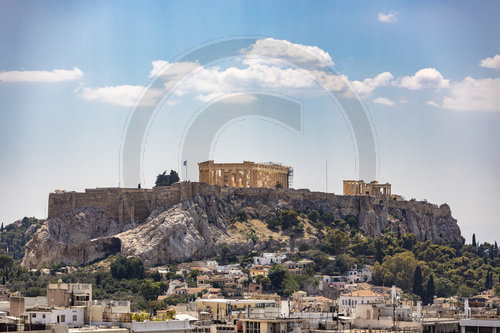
[0, 1, 499, 243]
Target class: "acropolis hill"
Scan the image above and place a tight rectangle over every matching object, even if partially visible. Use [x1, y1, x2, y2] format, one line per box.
[24, 181, 462, 269]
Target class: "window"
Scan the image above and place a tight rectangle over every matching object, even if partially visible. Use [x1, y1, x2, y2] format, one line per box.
[60, 315, 66, 322]
[42, 314, 46, 319]
[32, 313, 37, 318]
[247, 321, 260, 333]
[73, 315, 77, 322]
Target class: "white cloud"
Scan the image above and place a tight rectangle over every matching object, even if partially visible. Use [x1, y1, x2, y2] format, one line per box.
[440, 77, 500, 112]
[351, 72, 394, 96]
[197, 93, 257, 104]
[173, 63, 317, 98]
[397, 68, 450, 90]
[156, 59, 392, 102]
[0, 67, 83, 83]
[373, 97, 395, 106]
[80, 40, 394, 107]
[243, 38, 334, 68]
[378, 12, 398, 23]
[77, 85, 164, 107]
[399, 98, 408, 104]
[426, 100, 439, 107]
[480, 54, 500, 70]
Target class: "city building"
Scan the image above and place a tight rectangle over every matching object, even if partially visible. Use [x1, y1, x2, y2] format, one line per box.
[87, 300, 131, 323]
[47, 282, 92, 307]
[339, 289, 386, 313]
[459, 318, 500, 333]
[23, 307, 85, 327]
[239, 318, 302, 333]
[253, 253, 286, 266]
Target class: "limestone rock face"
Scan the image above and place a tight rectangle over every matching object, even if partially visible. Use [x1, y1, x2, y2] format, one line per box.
[117, 199, 253, 267]
[22, 185, 463, 269]
[22, 207, 131, 268]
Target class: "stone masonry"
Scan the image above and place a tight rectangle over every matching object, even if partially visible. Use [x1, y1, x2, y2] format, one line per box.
[343, 180, 392, 197]
[198, 160, 291, 189]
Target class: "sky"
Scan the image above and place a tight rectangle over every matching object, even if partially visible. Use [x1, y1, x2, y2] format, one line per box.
[0, 0, 499, 243]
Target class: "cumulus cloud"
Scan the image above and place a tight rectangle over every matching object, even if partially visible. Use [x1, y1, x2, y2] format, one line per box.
[149, 60, 202, 91]
[0, 67, 83, 83]
[197, 93, 257, 104]
[351, 72, 394, 96]
[77, 85, 164, 107]
[480, 54, 500, 70]
[243, 38, 334, 68]
[440, 77, 500, 112]
[373, 97, 395, 106]
[397, 68, 450, 90]
[79, 39, 394, 107]
[378, 12, 398, 23]
[173, 63, 317, 100]
[426, 100, 440, 107]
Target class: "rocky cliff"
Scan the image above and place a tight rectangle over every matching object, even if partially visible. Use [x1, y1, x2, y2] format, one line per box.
[22, 183, 462, 268]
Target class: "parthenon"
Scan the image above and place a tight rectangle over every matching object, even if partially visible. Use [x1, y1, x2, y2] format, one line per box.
[198, 160, 291, 189]
[343, 180, 391, 197]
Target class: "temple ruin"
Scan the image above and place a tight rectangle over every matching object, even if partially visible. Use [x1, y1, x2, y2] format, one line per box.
[198, 160, 291, 189]
[343, 180, 392, 197]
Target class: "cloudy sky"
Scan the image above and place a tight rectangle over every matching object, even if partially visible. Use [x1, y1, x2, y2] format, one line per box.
[0, 1, 499, 243]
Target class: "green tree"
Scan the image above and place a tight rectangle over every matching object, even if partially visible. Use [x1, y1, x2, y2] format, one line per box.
[425, 275, 435, 305]
[255, 275, 271, 290]
[435, 277, 456, 298]
[485, 270, 493, 290]
[236, 210, 247, 222]
[402, 233, 417, 251]
[110, 256, 145, 280]
[0, 255, 14, 281]
[155, 170, 180, 187]
[307, 210, 320, 222]
[282, 276, 299, 296]
[321, 229, 349, 255]
[374, 237, 385, 263]
[345, 215, 359, 229]
[320, 211, 335, 224]
[373, 251, 418, 292]
[268, 264, 288, 291]
[221, 245, 230, 265]
[472, 233, 477, 248]
[412, 265, 424, 299]
[152, 270, 162, 282]
[139, 280, 161, 302]
[280, 210, 299, 229]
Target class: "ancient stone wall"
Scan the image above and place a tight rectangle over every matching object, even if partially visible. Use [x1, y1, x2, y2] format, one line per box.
[49, 188, 154, 224]
[47, 182, 459, 243]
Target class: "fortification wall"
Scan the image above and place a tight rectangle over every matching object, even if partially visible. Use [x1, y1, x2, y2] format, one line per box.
[48, 182, 457, 242]
[49, 188, 155, 224]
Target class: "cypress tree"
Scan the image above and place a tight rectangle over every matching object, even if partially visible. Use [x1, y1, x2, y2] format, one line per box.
[425, 275, 435, 305]
[413, 265, 424, 299]
[485, 270, 493, 290]
[472, 234, 477, 248]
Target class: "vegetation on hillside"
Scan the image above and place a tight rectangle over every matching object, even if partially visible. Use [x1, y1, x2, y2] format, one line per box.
[0, 217, 43, 260]
[0, 208, 498, 311]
